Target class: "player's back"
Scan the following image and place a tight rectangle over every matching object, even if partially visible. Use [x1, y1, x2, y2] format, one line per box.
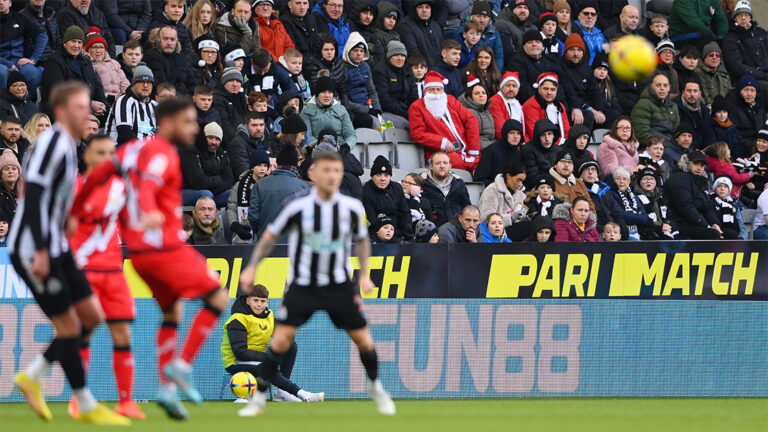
[69, 175, 126, 270]
[118, 136, 186, 252]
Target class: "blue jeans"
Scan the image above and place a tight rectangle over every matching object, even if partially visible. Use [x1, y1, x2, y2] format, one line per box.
[0, 62, 43, 95]
[753, 225, 768, 240]
[111, 28, 127, 45]
[181, 189, 231, 208]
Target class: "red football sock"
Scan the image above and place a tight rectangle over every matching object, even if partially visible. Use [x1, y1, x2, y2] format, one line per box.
[113, 347, 134, 402]
[180, 307, 219, 364]
[157, 322, 177, 384]
[79, 346, 90, 373]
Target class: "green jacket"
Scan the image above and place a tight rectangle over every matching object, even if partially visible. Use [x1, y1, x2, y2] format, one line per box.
[669, 0, 728, 38]
[300, 96, 357, 148]
[694, 62, 732, 105]
[631, 86, 680, 147]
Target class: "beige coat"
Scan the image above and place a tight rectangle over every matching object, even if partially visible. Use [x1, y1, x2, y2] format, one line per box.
[478, 173, 527, 226]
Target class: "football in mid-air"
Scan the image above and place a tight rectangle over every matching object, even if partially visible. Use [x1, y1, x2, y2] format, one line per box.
[609, 35, 658, 82]
[230, 372, 257, 399]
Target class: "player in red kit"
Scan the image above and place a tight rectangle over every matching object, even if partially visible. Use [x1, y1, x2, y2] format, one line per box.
[68, 134, 144, 420]
[72, 98, 228, 420]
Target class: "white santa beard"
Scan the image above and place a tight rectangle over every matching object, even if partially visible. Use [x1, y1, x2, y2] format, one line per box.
[424, 92, 448, 118]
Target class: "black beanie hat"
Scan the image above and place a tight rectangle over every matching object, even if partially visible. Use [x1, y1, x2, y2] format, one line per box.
[577, 156, 599, 176]
[370, 155, 393, 176]
[372, 214, 395, 232]
[314, 76, 336, 95]
[711, 95, 728, 115]
[674, 122, 695, 138]
[6, 70, 26, 89]
[276, 143, 299, 166]
[281, 115, 307, 134]
[535, 173, 556, 190]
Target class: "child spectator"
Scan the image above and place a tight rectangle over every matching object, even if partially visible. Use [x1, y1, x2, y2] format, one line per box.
[478, 213, 512, 243]
[183, 214, 195, 241]
[611, 167, 651, 240]
[408, 55, 428, 98]
[462, 46, 501, 96]
[247, 91, 275, 133]
[601, 221, 621, 241]
[278, 49, 311, 100]
[538, 12, 562, 57]
[638, 136, 670, 182]
[745, 130, 768, 193]
[646, 15, 669, 47]
[704, 140, 753, 200]
[711, 175, 748, 239]
[414, 219, 440, 243]
[431, 39, 463, 98]
[635, 166, 677, 240]
[342, 33, 381, 129]
[524, 173, 563, 219]
[155, 83, 177, 103]
[0, 219, 7, 246]
[456, 20, 482, 70]
[371, 215, 398, 243]
[226, 149, 270, 244]
[401, 173, 433, 227]
[553, 196, 601, 242]
[710, 95, 742, 158]
[592, 53, 622, 129]
[526, 215, 556, 242]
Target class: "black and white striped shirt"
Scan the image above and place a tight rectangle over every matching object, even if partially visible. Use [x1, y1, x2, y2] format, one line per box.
[9, 125, 78, 261]
[267, 188, 367, 287]
[105, 90, 157, 144]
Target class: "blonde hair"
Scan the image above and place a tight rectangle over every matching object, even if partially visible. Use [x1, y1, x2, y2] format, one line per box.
[184, 0, 218, 39]
[283, 48, 302, 60]
[23, 113, 51, 143]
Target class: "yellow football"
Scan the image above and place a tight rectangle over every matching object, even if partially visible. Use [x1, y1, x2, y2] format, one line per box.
[609, 35, 658, 83]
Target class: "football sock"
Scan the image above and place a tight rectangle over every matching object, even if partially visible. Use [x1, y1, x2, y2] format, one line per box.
[113, 346, 134, 402]
[56, 337, 87, 390]
[359, 349, 379, 381]
[73, 387, 98, 414]
[257, 347, 285, 392]
[157, 321, 177, 384]
[79, 345, 90, 372]
[180, 305, 221, 364]
[42, 339, 58, 363]
[26, 352, 52, 381]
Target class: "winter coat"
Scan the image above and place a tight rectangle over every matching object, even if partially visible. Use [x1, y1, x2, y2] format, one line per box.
[612, 71, 647, 116]
[525, 214, 556, 241]
[597, 134, 639, 177]
[303, 35, 348, 99]
[610, 186, 651, 230]
[228, 124, 270, 179]
[19, 4, 61, 64]
[56, 2, 115, 57]
[705, 155, 752, 199]
[584, 180, 627, 234]
[478, 173, 527, 226]
[669, 0, 728, 39]
[312, 2, 350, 53]
[437, 217, 481, 244]
[97, 0, 151, 34]
[88, 53, 129, 98]
[552, 202, 601, 242]
[522, 93, 570, 145]
[441, 0, 473, 35]
[214, 12, 261, 56]
[372, 58, 417, 118]
[280, 11, 317, 60]
[635, 185, 676, 240]
[41, 49, 107, 107]
[474, 119, 523, 186]
[572, 21, 606, 65]
[398, 11, 442, 66]
[521, 118, 559, 190]
[421, 171, 472, 227]
[0, 88, 37, 126]
[662, 140, 694, 168]
[349, 1, 383, 65]
[188, 218, 228, 245]
[496, 7, 537, 56]
[451, 17, 504, 72]
[664, 155, 719, 229]
[0, 181, 18, 222]
[595, 76, 622, 115]
[248, 169, 310, 242]
[712, 119, 742, 157]
[726, 88, 767, 157]
[143, 47, 196, 95]
[560, 56, 603, 111]
[146, 10, 194, 55]
[179, 140, 234, 196]
[458, 92, 495, 149]
[694, 62, 732, 105]
[631, 86, 680, 147]
[243, 59, 294, 105]
[723, 21, 768, 81]
[213, 87, 248, 141]
[301, 96, 356, 148]
[488, 92, 524, 139]
[342, 33, 380, 112]
[361, 180, 412, 239]
[505, 52, 565, 103]
[562, 124, 594, 161]
[478, 220, 511, 243]
[430, 60, 463, 98]
[255, 15, 294, 62]
[373, 1, 400, 53]
[0, 9, 47, 65]
[549, 166, 596, 213]
[675, 98, 716, 150]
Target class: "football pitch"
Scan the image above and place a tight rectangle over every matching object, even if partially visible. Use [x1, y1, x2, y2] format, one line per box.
[1, 399, 766, 431]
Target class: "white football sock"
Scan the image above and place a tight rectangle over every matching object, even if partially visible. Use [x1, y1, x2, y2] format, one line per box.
[25, 355, 51, 381]
[73, 387, 98, 413]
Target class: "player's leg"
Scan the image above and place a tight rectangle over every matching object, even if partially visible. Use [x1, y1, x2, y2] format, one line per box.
[347, 327, 395, 415]
[154, 299, 191, 420]
[108, 321, 145, 419]
[67, 295, 104, 419]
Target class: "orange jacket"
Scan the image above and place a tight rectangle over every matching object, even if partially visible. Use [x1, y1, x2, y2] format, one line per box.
[254, 15, 295, 61]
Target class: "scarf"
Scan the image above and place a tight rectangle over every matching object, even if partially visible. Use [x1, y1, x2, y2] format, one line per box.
[682, 98, 701, 112]
[714, 117, 733, 128]
[714, 196, 737, 226]
[192, 211, 220, 235]
[616, 188, 640, 239]
[537, 195, 553, 216]
[235, 170, 258, 223]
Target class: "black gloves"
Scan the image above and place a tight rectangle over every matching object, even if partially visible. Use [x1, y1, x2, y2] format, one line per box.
[230, 222, 252, 240]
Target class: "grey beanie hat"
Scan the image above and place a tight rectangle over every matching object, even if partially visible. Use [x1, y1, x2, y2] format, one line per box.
[132, 62, 154, 85]
[387, 40, 407, 59]
[221, 67, 244, 85]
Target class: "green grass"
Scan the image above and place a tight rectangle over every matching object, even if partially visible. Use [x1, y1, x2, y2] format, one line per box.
[1, 399, 767, 432]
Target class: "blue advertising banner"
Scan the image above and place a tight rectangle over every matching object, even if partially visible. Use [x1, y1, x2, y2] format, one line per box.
[1, 299, 766, 401]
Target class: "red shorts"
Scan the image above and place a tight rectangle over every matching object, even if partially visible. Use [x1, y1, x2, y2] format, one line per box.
[86, 270, 136, 321]
[130, 245, 221, 310]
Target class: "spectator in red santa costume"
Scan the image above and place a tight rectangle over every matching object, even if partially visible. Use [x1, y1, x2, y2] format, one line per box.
[522, 71, 570, 145]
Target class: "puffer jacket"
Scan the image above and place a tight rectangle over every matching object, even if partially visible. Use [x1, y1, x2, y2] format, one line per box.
[552, 202, 601, 242]
[726, 88, 767, 156]
[179, 138, 234, 196]
[19, 4, 60, 64]
[361, 179, 412, 239]
[631, 85, 680, 147]
[146, 10, 194, 55]
[312, 1, 350, 53]
[521, 118, 560, 190]
[669, 0, 728, 38]
[372, 57, 417, 118]
[398, 5, 442, 66]
[478, 173, 526, 226]
[97, 0, 151, 35]
[694, 61, 732, 104]
[303, 33, 348, 99]
[56, 2, 116, 57]
[474, 119, 523, 186]
[300, 96, 356, 148]
[478, 220, 511, 243]
[255, 14, 294, 62]
[374, 1, 400, 53]
[723, 21, 768, 81]
[214, 12, 261, 56]
[349, 0, 383, 65]
[0, 88, 37, 126]
[421, 171, 472, 227]
[597, 134, 640, 177]
[0, 181, 18, 222]
[342, 32, 380, 112]
[705, 155, 752, 199]
[712, 119, 742, 158]
[458, 92, 495, 149]
[664, 154, 719, 229]
[0, 9, 47, 64]
[88, 52, 129, 98]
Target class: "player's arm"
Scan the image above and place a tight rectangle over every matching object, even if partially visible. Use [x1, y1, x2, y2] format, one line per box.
[353, 204, 375, 294]
[239, 230, 277, 291]
[71, 157, 119, 218]
[136, 152, 171, 229]
[225, 320, 268, 362]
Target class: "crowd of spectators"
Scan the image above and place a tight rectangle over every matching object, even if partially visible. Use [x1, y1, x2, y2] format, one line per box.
[1, 0, 768, 245]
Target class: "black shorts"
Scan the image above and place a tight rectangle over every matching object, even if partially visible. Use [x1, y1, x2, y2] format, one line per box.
[277, 281, 367, 330]
[11, 251, 92, 317]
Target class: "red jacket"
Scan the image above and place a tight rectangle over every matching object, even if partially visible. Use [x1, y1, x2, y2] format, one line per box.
[255, 15, 294, 61]
[409, 95, 481, 172]
[522, 95, 570, 145]
[706, 155, 752, 198]
[554, 215, 601, 242]
[488, 93, 524, 139]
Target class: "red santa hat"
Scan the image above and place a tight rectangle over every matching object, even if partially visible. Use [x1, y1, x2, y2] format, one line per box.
[500, 71, 520, 88]
[466, 72, 480, 88]
[533, 72, 558, 88]
[424, 71, 448, 90]
[84, 26, 108, 52]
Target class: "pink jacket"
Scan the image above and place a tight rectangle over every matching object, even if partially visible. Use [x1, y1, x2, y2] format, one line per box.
[553, 202, 601, 242]
[597, 134, 640, 177]
[706, 155, 752, 198]
[89, 53, 130, 98]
